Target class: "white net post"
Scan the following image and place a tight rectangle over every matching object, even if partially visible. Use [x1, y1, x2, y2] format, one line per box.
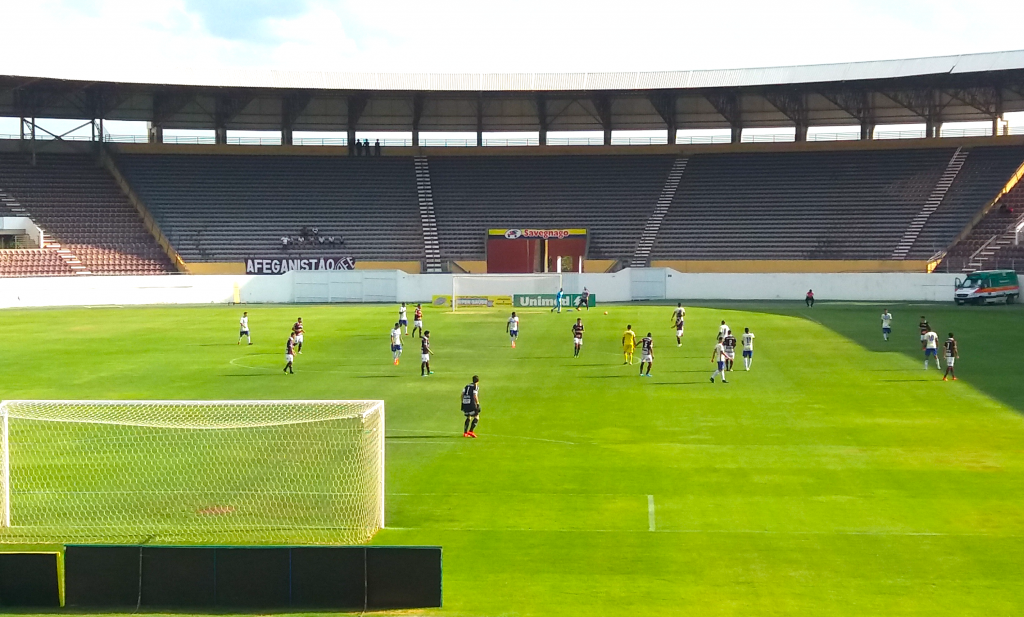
[0, 400, 384, 544]
[1, 405, 9, 528]
[452, 274, 563, 311]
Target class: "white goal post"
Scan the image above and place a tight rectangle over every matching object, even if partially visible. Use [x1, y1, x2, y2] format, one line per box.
[0, 400, 384, 545]
[451, 273, 563, 311]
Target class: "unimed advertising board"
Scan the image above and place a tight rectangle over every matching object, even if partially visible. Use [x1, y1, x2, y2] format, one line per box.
[245, 257, 355, 274]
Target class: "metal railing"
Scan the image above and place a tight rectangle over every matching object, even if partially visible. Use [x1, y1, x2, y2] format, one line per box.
[1, 126, 1022, 147]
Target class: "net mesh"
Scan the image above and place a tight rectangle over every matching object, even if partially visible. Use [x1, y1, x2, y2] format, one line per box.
[453, 274, 562, 310]
[0, 400, 384, 545]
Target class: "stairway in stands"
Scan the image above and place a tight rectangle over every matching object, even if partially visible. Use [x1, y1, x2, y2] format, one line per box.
[631, 157, 688, 268]
[413, 157, 443, 273]
[891, 147, 968, 259]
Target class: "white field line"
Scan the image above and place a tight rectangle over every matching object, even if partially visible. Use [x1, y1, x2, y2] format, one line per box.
[648, 494, 656, 531]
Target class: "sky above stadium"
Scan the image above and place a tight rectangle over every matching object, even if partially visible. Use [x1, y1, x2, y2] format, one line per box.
[5, 0, 1024, 76]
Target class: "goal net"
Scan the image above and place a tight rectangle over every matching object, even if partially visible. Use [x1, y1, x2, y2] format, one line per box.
[452, 273, 562, 310]
[0, 400, 384, 545]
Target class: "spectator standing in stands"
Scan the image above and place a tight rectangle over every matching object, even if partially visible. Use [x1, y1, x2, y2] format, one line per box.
[805, 289, 815, 307]
[374, 139, 381, 156]
[354, 139, 362, 156]
[363, 138, 370, 152]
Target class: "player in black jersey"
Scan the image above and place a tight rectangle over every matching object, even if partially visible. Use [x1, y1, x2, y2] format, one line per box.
[942, 333, 959, 381]
[919, 316, 930, 347]
[638, 332, 654, 377]
[572, 318, 585, 357]
[461, 375, 481, 438]
[722, 330, 737, 371]
[420, 330, 434, 376]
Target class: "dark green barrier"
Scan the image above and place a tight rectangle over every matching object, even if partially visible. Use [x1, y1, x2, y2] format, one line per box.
[0, 553, 61, 607]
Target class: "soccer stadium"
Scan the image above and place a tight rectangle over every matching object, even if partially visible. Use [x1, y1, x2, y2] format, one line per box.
[1, 7, 1024, 614]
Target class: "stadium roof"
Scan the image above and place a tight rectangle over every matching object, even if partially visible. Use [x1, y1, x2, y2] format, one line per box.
[3, 50, 1024, 139]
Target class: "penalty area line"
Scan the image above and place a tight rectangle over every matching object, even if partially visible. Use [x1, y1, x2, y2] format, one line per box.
[648, 495, 656, 532]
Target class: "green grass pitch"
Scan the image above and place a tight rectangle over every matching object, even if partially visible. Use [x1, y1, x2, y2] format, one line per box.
[1, 300, 1023, 616]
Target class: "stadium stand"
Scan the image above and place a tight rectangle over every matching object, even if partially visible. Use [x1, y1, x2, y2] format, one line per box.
[652, 148, 963, 261]
[428, 155, 675, 262]
[0, 153, 173, 276]
[906, 145, 1024, 260]
[0, 248, 75, 277]
[114, 154, 422, 263]
[941, 178, 1024, 272]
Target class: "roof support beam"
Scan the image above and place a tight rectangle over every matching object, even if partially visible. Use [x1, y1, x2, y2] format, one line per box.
[649, 91, 677, 145]
[880, 87, 941, 137]
[944, 85, 1002, 136]
[763, 90, 808, 141]
[537, 94, 547, 146]
[818, 89, 874, 139]
[347, 93, 368, 153]
[476, 95, 484, 147]
[705, 90, 742, 143]
[214, 94, 254, 145]
[281, 91, 312, 146]
[412, 93, 424, 147]
[592, 93, 612, 145]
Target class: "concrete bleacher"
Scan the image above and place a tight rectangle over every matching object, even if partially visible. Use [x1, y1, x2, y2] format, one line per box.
[942, 177, 1024, 272]
[114, 154, 422, 263]
[905, 145, 1024, 260]
[427, 155, 675, 261]
[0, 153, 173, 275]
[651, 148, 960, 261]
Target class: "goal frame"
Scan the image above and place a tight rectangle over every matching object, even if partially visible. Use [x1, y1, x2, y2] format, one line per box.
[451, 273, 563, 311]
[0, 399, 385, 534]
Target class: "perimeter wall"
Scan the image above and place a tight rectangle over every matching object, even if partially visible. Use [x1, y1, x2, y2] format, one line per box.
[0, 269, 962, 309]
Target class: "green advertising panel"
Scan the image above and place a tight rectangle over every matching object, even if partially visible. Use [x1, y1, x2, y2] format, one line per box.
[513, 294, 596, 308]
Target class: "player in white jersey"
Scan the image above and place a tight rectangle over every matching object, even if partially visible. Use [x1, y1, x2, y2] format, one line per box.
[237, 311, 251, 345]
[741, 327, 755, 371]
[390, 322, 403, 365]
[671, 303, 685, 346]
[881, 310, 893, 341]
[922, 330, 941, 369]
[718, 320, 729, 342]
[710, 340, 728, 383]
[506, 311, 520, 348]
[398, 303, 409, 335]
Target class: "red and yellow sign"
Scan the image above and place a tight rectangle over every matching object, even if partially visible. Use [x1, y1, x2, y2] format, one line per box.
[488, 228, 587, 240]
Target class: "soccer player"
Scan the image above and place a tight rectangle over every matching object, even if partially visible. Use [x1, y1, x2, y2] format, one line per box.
[671, 303, 685, 345]
[919, 315, 930, 346]
[507, 311, 519, 348]
[572, 318, 585, 357]
[412, 304, 424, 338]
[741, 327, 755, 371]
[292, 318, 304, 354]
[622, 324, 637, 365]
[710, 339, 728, 383]
[283, 332, 295, 374]
[881, 309, 893, 341]
[638, 332, 654, 377]
[461, 375, 481, 438]
[718, 320, 729, 342]
[576, 287, 591, 311]
[390, 322, 403, 365]
[420, 330, 434, 376]
[399, 303, 409, 335]
[237, 311, 252, 345]
[923, 329, 941, 370]
[551, 287, 564, 313]
[943, 332, 959, 381]
[722, 329, 737, 371]
[805, 289, 814, 307]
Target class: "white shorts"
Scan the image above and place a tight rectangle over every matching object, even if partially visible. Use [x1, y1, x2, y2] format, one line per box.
[414, 320, 423, 329]
[573, 337, 582, 346]
[421, 353, 430, 363]
[295, 334, 304, 344]
[641, 353, 653, 363]
[945, 356, 955, 367]
[676, 329, 683, 337]
[285, 353, 294, 363]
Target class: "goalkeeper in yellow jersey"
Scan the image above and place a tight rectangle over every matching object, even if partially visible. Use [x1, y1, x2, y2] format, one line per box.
[622, 324, 637, 365]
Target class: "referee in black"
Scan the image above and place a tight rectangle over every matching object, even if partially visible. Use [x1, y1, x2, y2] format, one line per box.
[461, 375, 481, 438]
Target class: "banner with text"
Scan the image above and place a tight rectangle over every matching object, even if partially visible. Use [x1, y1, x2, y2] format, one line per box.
[432, 295, 514, 308]
[513, 294, 596, 308]
[488, 228, 587, 240]
[245, 256, 355, 275]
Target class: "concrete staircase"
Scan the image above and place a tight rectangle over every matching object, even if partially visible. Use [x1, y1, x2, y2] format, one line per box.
[413, 157, 443, 273]
[892, 147, 968, 260]
[631, 157, 688, 267]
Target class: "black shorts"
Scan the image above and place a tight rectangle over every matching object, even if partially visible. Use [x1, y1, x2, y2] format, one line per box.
[462, 408, 480, 417]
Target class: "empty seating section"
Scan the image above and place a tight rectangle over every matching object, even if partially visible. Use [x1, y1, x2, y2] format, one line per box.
[653, 148, 961, 260]
[115, 155, 422, 262]
[906, 146, 1024, 259]
[0, 153, 172, 275]
[428, 155, 675, 260]
[943, 179, 1024, 272]
[0, 249, 75, 277]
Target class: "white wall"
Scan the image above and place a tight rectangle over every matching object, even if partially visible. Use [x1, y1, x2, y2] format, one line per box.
[0, 268, 963, 309]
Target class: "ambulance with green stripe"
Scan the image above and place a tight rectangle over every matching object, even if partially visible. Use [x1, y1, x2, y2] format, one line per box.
[954, 270, 1020, 305]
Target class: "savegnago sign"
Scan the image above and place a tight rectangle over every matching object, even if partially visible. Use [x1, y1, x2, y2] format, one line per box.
[245, 256, 356, 274]
[489, 228, 586, 240]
